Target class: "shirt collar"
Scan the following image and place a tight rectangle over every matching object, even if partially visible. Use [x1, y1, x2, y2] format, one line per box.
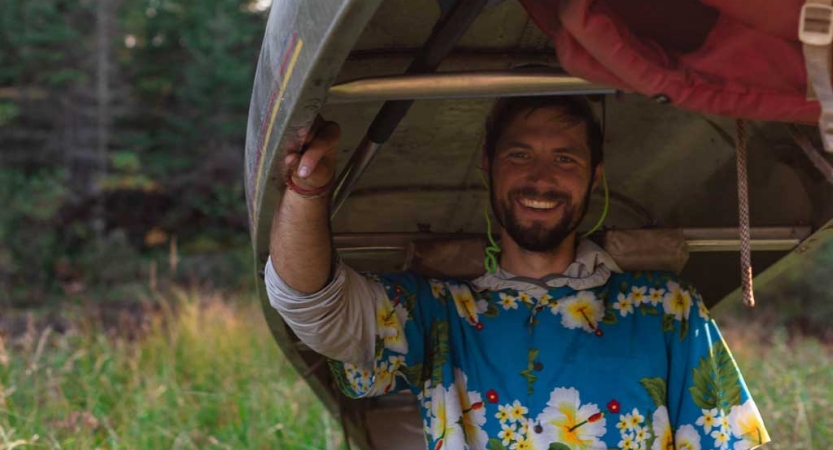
[470, 239, 622, 294]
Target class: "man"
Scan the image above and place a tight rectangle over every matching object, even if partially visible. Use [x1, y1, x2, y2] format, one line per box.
[265, 96, 770, 450]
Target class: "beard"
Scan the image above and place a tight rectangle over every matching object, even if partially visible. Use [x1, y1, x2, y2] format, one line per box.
[491, 180, 593, 253]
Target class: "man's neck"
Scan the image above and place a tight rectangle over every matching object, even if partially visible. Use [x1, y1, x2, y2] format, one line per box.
[498, 231, 578, 279]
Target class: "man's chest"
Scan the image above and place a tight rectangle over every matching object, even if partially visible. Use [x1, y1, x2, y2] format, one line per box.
[418, 285, 672, 450]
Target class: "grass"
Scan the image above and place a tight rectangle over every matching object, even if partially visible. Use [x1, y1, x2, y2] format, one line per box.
[0, 290, 831, 450]
[0, 289, 344, 450]
[718, 313, 833, 450]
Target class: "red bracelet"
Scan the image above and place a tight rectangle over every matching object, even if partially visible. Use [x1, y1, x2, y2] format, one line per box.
[285, 176, 334, 198]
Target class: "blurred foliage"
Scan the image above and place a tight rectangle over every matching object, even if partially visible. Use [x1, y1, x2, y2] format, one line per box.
[0, 0, 266, 305]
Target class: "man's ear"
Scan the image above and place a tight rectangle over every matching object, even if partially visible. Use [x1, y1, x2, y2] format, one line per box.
[591, 163, 603, 191]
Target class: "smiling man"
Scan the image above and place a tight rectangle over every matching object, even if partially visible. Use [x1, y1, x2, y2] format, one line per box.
[265, 96, 770, 450]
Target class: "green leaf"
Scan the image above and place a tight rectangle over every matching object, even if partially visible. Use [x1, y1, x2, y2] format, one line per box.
[429, 321, 450, 383]
[680, 318, 689, 340]
[603, 309, 618, 325]
[688, 341, 742, 410]
[488, 438, 507, 450]
[485, 303, 499, 318]
[662, 314, 675, 332]
[549, 444, 571, 450]
[644, 412, 656, 449]
[527, 348, 540, 365]
[642, 306, 659, 316]
[640, 377, 667, 408]
[402, 364, 424, 387]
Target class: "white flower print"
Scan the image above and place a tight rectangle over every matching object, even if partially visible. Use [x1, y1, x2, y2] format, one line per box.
[675, 424, 702, 450]
[430, 280, 445, 299]
[376, 296, 409, 354]
[614, 293, 635, 317]
[496, 403, 512, 423]
[696, 408, 719, 434]
[711, 428, 730, 450]
[509, 400, 528, 422]
[727, 399, 769, 450]
[650, 406, 673, 450]
[662, 281, 692, 321]
[647, 288, 665, 306]
[449, 284, 480, 325]
[630, 286, 647, 306]
[498, 423, 517, 447]
[531, 387, 607, 450]
[557, 291, 604, 333]
[453, 369, 488, 450]
[499, 293, 519, 310]
[428, 383, 464, 449]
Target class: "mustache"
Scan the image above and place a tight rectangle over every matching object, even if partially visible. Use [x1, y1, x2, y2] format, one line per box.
[508, 186, 571, 203]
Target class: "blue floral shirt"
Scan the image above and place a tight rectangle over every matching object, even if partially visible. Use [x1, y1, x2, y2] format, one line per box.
[330, 269, 770, 450]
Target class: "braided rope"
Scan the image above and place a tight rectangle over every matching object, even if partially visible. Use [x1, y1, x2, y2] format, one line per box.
[736, 120, 755, 307]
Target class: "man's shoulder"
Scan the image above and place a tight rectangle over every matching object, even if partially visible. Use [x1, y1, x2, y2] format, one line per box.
[609, 269, 699, 290]
[357, 270, 473, 295]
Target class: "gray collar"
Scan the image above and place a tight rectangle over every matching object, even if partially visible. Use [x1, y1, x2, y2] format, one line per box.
[470, 239, 623, 295]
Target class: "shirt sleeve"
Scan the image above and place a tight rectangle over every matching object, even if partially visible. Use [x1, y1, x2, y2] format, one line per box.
[264, 256, 382, 368]
[328, 271, 438, 399]
[665, 279, 771, 450]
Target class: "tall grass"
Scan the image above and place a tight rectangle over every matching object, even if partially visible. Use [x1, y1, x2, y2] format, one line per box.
[0, 290, 344, 450]
[719, 315, 833, 450]
[0, 291, 830, 450]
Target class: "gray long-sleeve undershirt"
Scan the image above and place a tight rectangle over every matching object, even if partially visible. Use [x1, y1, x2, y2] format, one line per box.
[264, 239, 621, 370]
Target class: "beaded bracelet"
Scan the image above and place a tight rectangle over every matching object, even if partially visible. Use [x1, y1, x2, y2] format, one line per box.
[285, 176, 334, 199]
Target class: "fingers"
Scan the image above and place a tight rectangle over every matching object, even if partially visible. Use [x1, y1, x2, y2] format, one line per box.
[283, 120, 340, 188]
[298, 121, 340, 177]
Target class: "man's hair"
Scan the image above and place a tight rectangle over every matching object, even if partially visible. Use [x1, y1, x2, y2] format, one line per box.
[484, 96, 604, 170]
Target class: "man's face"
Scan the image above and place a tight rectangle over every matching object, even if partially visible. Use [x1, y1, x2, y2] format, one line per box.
[487, 106, 599, 252]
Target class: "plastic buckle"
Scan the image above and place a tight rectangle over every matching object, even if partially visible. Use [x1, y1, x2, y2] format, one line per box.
[800, 3, 833, 46]
[821, 111, 833, 152]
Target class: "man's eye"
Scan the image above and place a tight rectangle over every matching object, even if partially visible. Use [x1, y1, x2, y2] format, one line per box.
[508, 151, 530, 159]
[555, 155, 576, 164]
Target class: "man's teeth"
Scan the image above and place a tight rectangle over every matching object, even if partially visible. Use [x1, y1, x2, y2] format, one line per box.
[519, 198, 558, 210]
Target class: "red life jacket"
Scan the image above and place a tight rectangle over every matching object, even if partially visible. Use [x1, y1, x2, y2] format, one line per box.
[518, 0, 817, 123]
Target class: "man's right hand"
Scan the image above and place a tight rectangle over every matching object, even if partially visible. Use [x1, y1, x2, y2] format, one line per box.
[284, 117, 341, 191]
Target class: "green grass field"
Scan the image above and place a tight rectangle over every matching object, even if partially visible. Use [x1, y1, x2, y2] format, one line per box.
[1, 291, 830, 449]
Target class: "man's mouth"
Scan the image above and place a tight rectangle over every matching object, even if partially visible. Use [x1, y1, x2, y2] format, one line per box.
[517, 197, 561, 210]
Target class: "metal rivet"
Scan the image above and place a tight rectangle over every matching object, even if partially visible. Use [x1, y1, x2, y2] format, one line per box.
[652, 94, 671, 104]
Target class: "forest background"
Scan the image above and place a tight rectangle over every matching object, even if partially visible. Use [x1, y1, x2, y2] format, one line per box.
[0, 0, 831, 448]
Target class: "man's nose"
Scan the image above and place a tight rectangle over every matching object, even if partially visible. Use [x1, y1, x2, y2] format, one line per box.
[524, 158, 558, 186]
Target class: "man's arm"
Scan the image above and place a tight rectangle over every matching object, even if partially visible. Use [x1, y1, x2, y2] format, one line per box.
[270, 119, 340, 294]
[266, 119, 382, 368]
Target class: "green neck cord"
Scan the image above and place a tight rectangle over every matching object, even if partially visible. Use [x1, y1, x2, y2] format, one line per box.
[479, 168, 609, 273]
[479, 171, 501, 273]
[582, 168, 609, 238]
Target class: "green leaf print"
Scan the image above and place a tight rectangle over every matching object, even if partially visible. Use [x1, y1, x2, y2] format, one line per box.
[641, 305, 659, 316]
[484, 302, 499, 318]
[429, 321, 450, 383]
[680, 318, 689, 340]
[689, 341, 742, 410]
[602, 308, 618, 325]
[328, 359, 355, 395]
[520, 348, 540, 395]
[644, 411, 656, 450]
[661, 314, 675, 333]
[640, 377, 667, 408]
[401, 363, 424, 387]
[488, 438, 508, 450]
[548, 443, 571, 450]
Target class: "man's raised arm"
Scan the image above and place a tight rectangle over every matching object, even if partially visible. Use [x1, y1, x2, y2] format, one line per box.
[265, 119, 381, 368]
[270, 119, 339, 294]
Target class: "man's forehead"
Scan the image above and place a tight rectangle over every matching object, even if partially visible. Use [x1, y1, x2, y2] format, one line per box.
[499, 106, 588, 144]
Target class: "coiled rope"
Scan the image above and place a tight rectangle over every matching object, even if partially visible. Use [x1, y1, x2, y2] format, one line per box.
[736, 119, 755, 307]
